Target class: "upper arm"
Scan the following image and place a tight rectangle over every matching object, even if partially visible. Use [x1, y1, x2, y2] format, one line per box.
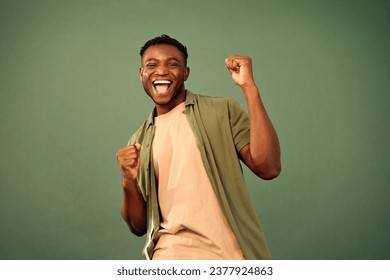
[239, 143, 280, 180]
[239, 144, 259, 176]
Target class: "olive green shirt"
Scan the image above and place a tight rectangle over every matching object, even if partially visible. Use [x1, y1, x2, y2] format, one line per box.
[128, 90, 271, 260]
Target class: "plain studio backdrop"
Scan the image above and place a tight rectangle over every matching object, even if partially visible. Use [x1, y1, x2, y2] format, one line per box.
[0, 0, 389, 260]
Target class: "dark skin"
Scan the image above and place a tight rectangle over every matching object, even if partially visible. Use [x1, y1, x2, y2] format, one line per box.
[116, 44, 281, 235]
[140, 44, 190, 116]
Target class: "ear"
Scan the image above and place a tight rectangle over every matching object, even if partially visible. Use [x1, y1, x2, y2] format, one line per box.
[184, 67, 190, 81]
[139, 67, 143, 81]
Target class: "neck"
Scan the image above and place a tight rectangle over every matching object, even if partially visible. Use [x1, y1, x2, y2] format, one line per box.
[155, 89, 186, 116]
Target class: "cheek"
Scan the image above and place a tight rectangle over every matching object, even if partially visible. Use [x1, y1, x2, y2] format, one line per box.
[140, 71, 150, 83]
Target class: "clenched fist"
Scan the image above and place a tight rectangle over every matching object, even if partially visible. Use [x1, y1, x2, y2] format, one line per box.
[225, 55, 256, 89]
[116, 143, 141, 185]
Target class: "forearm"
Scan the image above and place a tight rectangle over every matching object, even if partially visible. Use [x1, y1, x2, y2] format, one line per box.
[121, 178, 147, 236]
[242, 84, 281, 178]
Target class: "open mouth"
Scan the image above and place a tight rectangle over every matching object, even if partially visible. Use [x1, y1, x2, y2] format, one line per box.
[153, 80, 172, 93]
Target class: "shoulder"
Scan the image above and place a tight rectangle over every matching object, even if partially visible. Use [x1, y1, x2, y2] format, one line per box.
[192, 93, 246, 118]
[191, 92, 241, 111]
[193, 92, 230, 103]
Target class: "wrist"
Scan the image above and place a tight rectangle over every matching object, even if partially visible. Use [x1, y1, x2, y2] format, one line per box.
[122, 177, 137, 189]
[241, 82, 259, 95]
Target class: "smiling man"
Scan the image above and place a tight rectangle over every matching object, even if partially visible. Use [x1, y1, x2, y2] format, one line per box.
[116, 35, 281, 260]
[139, 42, 189, 115]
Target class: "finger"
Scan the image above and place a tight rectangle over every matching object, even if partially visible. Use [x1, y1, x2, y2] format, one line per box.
[120, 157, 139, 169]
[135, 144, 141, 169]
[117, 149, 140, 161]
[225, 58, 237, 74]
[226, 57, 241, 70]
[126, 157, 139, 168]
[116, 148, 139, 163]
[117, 145, 139, 155]
[121, 144, 141, 157]
[126, 144, 141, 168]
[129, 143, 141, 168]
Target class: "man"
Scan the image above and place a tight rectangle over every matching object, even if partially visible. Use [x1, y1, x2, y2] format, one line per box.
[116, 35, 281, 260]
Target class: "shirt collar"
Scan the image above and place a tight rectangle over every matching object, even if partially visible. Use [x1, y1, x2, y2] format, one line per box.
[145, 90, 195, 128]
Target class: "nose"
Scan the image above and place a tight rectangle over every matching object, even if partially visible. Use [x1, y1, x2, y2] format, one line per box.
[155, 65, 169, 75]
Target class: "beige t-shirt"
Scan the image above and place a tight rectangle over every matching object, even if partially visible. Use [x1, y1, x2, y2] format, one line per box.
[152, 102, 244, 260]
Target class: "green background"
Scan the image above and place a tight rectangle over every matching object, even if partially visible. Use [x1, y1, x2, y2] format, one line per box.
[1, 0, 389, 260]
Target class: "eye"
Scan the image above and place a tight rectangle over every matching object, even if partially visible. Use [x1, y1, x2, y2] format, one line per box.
[145, 63, 157, 68]
[168, 62, 179, 68]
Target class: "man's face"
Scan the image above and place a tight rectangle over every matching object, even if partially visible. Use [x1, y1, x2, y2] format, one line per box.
[139, 44, 190, 115]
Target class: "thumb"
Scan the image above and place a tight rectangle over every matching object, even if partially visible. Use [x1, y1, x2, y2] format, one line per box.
[135, 143, 141, 169]
[225, 58, 233, 75]
[225, 57, 240, 75]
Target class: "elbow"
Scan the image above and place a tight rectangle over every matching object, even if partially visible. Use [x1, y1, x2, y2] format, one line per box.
[126, 220, 147, 237]
[129, 225, 146, 237]
[260, 166, 281, 180]
[121, 209, 147, 236]
[254, 159, 282, 180]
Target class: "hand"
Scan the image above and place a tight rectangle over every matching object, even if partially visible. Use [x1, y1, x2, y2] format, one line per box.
[225, 55, 256, 89]
[116, 144, 141, 185]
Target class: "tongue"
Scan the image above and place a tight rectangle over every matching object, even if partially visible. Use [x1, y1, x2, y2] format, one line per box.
[156, 84, 169, 93]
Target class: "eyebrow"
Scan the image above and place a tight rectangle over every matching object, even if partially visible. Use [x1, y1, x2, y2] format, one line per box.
[144, 57, 181, 63]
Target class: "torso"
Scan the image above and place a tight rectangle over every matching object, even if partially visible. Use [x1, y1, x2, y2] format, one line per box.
[152, 102, 244, 260]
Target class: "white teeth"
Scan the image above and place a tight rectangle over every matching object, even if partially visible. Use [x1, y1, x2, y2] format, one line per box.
[153, 80, 172, 85]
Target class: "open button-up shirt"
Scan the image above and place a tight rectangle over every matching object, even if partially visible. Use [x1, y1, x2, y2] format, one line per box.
[128, 90, 271, 260]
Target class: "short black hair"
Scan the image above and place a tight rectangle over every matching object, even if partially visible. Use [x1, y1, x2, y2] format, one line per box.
[140, 34, 188, 62]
